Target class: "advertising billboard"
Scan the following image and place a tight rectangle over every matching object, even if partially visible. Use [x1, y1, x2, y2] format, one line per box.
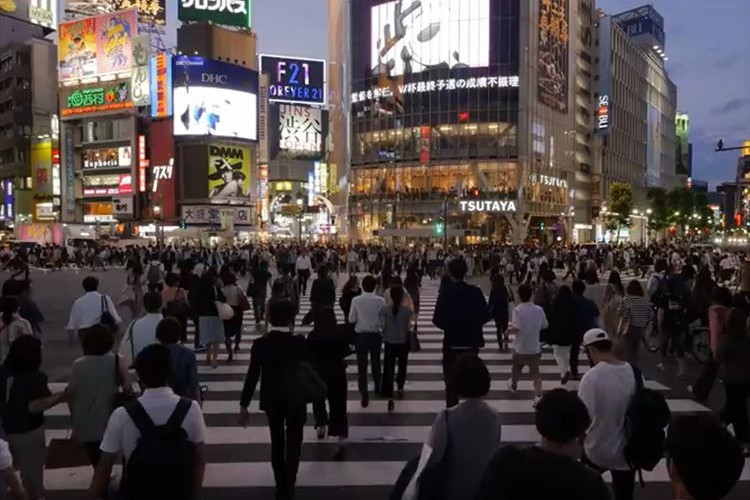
[178, 0, 250, 28]
[260, 55, 326, 106]
[370, 0, 490, 77]
[58, 9, 137, 84]
[82, 173, 133, 196]
[61, 80, 133, 117]
[173, 56, 258, 140]
[149, 52, 173, 118]
[207, 143, 251, 200]
[64, 0, 166, 27]
[278, 105, 322, 156]
[537, 0, 569, 113]
[0, 0, 56, 31]
[31, 139, 53, 197]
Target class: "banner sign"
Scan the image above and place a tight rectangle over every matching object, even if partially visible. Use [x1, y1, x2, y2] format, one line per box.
[149, 53, 172, 118]
[459, 199, 517, 213]
[207, 143, 251, 200]
[31, 140, 53, 197]
[112, 195, 133, 215]
[58, 9, 138, 84]
[278, 105, 322, 156]
[83, 147, 131, 169]
[537, 0, 569, 113]
[178, 0, 251, 29]
[62, 81, 133, 117]
[260, 54, 326, 106]
[351, 75, 519, 104]
[64, 0, 165, 27]
[181, 205, 253, 225]
[82, 173, 133, 196]
[131, 65, 150, 106]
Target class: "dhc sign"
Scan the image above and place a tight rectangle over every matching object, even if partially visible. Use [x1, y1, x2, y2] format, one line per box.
[459, 200, 517, 213]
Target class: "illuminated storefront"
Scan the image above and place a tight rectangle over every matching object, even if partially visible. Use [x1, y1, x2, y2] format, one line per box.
[339, 0, 583, 243]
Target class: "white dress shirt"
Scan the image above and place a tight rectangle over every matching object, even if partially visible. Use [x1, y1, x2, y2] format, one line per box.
[295, 256, 312, 270]
[100, 387, 205, 460]
[348, 291, 386, 333]
[66, 291, 122, 331]
[120, 313, 163, 366]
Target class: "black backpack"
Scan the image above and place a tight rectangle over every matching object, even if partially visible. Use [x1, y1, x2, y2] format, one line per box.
[121, 398, 197, 500]
[623, 364, 671, 485]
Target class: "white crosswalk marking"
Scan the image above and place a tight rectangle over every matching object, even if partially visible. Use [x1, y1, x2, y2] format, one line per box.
[43, 276, 750, 499]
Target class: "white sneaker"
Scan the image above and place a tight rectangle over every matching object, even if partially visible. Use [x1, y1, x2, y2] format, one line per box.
[316, 425, 327, 439]
[656, 362, 666, 371]
[532, 395, 542, 407]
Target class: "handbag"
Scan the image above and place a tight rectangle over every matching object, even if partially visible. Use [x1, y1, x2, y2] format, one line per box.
[692, 356, 719, 402]
[238, 287, 252, 312]
[281, 360, 327, 409]
[112, 353, 136, 411]
[408, 329, 421, 353]
[100, 295, 117, 329]
[216, 301, 235, 320]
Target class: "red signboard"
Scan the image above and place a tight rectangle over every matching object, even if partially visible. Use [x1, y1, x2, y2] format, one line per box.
[149, 119, 176, 219]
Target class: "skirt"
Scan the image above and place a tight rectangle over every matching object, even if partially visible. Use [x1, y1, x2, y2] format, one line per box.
[199, 316, 225, 345]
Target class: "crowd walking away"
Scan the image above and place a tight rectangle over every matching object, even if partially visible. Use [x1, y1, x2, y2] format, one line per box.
[0, 239, 748, 499]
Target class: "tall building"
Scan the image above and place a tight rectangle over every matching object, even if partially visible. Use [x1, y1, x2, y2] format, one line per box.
[0, 15, 59, 226]
[332, 0, 591, 244]
[675, 111, 692, 180]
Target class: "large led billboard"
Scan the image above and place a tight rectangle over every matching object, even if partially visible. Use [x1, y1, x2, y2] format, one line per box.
[537, 0, 569, 113]
[64, 0, 165, 26]
[173, 57, 258, 141]
[179, 0, 250, 28]
[58, 9, 138, 84]
[370, 0, 490, 77]
[207, 143, 251, 200]
[259, 55, 326, 106]
[279, 105, 322, 156]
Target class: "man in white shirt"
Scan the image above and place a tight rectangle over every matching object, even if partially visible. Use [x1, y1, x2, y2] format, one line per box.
[507, 283, 548, 403]
[88, 344, 206, 500]
[295, 250, 313, 295]
[66, 276, 122, 340]
[348, 275, 386, 407]
[347, 248, 359, 274]
[120, 291, 163, 366]
[577, 328, 637, 500]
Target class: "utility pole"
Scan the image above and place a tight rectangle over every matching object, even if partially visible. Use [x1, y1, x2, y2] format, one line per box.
[442, 195, 449, 250]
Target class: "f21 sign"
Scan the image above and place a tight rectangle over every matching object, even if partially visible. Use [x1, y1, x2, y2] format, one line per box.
[260, 55, 326, 106]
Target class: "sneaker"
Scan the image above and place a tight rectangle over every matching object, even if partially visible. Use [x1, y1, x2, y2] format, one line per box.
[561, 372, 570, 386]
[532, 395, 542, 407]
[507, 379, 517, 393]
[387, 399, 395, 413]
[656, 362, 666, 371]
[361, 394, 369, 408]
[316, 425, 327, 440]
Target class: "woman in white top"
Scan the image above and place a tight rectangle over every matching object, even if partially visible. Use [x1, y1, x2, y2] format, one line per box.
[0, 296, 33, 364]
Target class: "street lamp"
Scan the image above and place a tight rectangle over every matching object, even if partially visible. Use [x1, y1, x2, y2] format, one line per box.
[295, 192, 304, 242]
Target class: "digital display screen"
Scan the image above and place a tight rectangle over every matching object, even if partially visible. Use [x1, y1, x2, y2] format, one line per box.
[172, 56, 258, 140]
[260, 55, 326, 106]
[370, 0, 490, 77]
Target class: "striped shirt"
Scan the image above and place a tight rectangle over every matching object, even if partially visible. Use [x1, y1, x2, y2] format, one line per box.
[617, 295, 653, 328]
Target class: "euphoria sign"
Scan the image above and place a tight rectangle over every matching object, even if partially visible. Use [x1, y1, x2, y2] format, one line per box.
[260, 54, 326, 106]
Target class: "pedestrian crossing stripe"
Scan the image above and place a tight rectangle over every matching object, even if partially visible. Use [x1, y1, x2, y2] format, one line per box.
[42, 277, 748, 499]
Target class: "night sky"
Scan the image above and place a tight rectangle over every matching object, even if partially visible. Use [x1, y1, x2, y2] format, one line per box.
[191, 0, 750, 189]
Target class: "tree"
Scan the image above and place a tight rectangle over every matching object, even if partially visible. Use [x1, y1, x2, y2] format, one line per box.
[607, 182, 634, 242]
[647, 187, 670, 232]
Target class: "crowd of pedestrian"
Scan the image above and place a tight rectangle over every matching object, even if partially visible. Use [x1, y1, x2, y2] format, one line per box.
[0, 239, 746, 500]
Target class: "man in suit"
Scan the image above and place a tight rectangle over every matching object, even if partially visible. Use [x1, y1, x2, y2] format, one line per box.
[433, 257, 491, 407]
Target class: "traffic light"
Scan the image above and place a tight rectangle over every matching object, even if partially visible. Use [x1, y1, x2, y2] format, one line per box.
[434, 222, 444, 235]
[540, 221, 545, 231]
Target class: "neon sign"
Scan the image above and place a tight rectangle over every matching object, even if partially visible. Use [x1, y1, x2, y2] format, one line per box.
[62, 82, 133, 117]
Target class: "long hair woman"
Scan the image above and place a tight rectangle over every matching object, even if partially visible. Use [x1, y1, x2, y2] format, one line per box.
[380, 285, 412, 412]
[0, 296, 32, 364]
[308, 307, 350, 459]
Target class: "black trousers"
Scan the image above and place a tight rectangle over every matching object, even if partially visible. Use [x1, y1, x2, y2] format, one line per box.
[297, 269, 311, 295]
[355, 331, 382, 396]
[312, 361, 349, 437]
[265, 406, 306, 496]
[722, 382, 750, 443]
[583, 454, 636, 500]
[569, 340, 581, 376]
[442, 347, 478, 408]
[382, 342, 409, 398]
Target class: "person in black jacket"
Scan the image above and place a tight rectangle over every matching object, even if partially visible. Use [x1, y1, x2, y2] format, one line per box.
[432, 257, 491, 407]
[338, 276, 361, 327]
[308, 307, 351, 460]
[548, 285, 579, 385]
[239, 299, 307, 500]
[303, 265, 336, 325]
[489, 274, 511, 352]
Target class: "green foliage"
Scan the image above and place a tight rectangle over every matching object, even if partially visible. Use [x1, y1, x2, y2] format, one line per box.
[607, 182, 634, 241]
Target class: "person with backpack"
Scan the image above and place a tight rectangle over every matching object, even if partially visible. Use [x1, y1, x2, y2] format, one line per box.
[238, 299, 308, 500]
[145, 256, 165, 292]
[157, 317, 200, 403]
[578, 328, 662, 500]
[89, 344, 206, 500]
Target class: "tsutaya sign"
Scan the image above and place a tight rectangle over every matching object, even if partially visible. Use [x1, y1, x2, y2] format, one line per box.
[351, 75, 520, 104]
[459, 200, 517, 213]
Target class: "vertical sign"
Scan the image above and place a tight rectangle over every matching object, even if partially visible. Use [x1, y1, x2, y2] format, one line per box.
[259, 164, 268, 222]
[307, 171, 315, 207]
[64, 130, 75, 215]
[258, 73, 269, 163]
[138, 134, 148, 192]
[537, 0, 569, 113]
[131, 34, 150, 106]
[597, 15, 612, 136]
[150, 53, 172, 118]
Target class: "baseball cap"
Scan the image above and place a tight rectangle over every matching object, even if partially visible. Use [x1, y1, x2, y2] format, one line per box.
[582, 328, 610, 347]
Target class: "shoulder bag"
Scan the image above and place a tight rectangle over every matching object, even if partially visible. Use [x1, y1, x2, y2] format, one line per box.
[237, 286, 252, 312]
[215, 287, 235, 320]
[100, 295, 117, 329]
